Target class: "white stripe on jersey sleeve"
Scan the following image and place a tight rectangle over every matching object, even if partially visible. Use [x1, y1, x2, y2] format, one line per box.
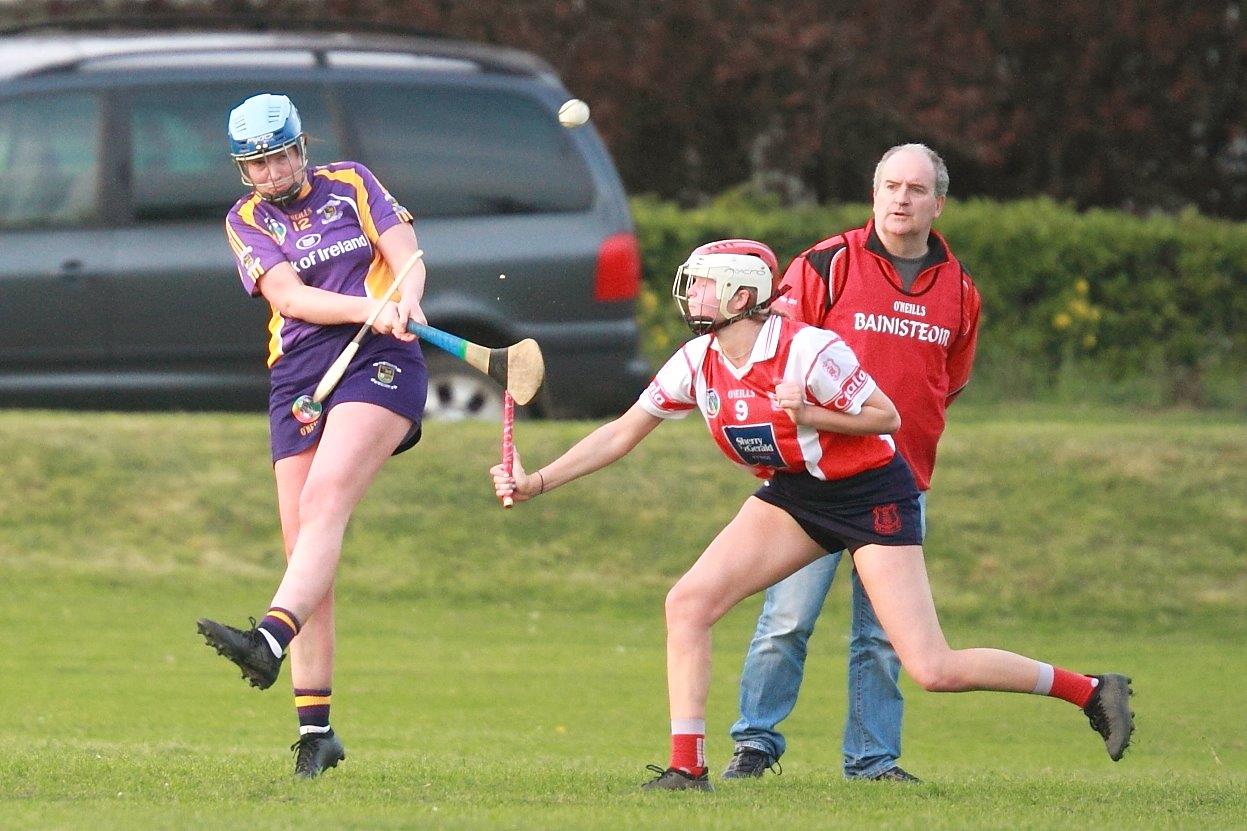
[791, 327, 878, 414]
[637, 337, 711, 419]
[827, 246, 847, 306]
[781, 336, 829, 476]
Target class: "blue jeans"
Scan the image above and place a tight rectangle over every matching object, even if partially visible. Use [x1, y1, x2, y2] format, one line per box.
[730, 493, 926, 778]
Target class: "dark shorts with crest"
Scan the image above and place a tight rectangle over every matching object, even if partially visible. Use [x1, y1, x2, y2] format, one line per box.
[268, 327, 428, 463]
[752, 454, 923, 552]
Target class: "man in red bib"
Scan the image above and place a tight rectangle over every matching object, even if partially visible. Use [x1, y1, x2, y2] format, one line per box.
[725, 144, 982, 782]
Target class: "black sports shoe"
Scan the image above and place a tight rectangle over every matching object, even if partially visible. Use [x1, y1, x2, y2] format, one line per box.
[641, 764, 713, 791]
[196, 617, 284, 690]
[292, 729, 346, 778]
[1083, 673, 1134, 761]
[868, 765, 922, 783]
[721, 746, 780, 779]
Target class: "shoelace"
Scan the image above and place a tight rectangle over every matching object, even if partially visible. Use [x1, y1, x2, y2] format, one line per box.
[291, 733, 323, 767]
[727, 749, 782, 776]
[644, 763, 702, 781]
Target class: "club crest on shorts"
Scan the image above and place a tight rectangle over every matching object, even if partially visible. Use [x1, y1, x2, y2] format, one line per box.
[371, 361, 400, 389]
[706, 389, 721, 417]
[873, 503, 902, 535]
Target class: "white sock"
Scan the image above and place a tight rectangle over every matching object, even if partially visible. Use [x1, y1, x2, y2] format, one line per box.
[671, 718, 706, 735]
[1031, 662, 1054, 695]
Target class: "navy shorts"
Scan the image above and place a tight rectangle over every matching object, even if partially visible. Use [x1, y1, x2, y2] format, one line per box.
[268, 328, 428, 463]
[753, 454, 923, 552]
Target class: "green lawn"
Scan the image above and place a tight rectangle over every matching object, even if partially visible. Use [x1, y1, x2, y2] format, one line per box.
[0, 405, 1243, 829]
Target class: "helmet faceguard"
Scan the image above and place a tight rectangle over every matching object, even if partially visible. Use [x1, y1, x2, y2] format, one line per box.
[228, 94, 308, 206]
[672, 252, 777, 336]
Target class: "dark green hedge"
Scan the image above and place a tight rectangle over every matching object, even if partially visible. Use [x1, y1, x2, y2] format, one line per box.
[632, 193, 1247, 409]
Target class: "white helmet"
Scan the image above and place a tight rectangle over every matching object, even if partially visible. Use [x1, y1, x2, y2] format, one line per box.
[672, 252, 775, 335]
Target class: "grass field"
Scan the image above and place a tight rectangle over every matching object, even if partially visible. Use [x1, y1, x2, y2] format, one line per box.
[0, 404, 1244, 829]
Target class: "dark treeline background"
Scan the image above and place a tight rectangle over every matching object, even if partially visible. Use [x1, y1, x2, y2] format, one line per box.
[11, 0, 1247, 217]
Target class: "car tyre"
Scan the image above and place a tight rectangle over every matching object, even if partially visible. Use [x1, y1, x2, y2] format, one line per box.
[422, 353, 505, 421]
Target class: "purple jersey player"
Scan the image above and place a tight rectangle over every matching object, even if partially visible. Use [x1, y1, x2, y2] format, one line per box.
[198, 93, 428, 778]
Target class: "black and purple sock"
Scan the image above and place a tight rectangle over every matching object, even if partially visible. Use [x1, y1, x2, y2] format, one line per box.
[294, 687, 332, 734]
[257, 607, 300, 657]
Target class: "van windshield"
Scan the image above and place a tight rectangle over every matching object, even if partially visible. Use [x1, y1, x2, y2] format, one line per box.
[339, 82, 595, 218]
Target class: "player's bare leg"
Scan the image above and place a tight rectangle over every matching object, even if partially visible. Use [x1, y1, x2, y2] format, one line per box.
[199, 403, 410, 693]
[273, 450, 345, 776]
[852, 543, 1133, 759]
[269, 402, 412, 623]
[665, 497, 826, 717]
[275, 448, 336, 690]
[644, 498, 824, 790]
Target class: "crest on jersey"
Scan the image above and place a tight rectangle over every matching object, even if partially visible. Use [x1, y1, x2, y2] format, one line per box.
[722, 424, 785, 468]
[873, 503, 902, 535]
[264, 216, 288, 245]
[317, 199, 343, 225]
[706, 389, 721, 417]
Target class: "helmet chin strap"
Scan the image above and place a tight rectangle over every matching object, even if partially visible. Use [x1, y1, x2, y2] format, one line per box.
[686, 284, 791, 336]
[264, 175, 306, 206]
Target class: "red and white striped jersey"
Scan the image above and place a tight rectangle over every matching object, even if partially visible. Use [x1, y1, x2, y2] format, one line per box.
[638, 315, 896, 481]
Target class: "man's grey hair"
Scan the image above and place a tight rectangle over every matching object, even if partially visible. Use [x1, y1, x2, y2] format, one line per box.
[873, 143, 949, 198]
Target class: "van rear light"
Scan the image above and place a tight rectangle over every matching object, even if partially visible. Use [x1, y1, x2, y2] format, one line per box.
[594, 232, 641, 301]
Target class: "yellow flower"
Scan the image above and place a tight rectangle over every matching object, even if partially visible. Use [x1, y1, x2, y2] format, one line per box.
[1052, 312, 1073, 330]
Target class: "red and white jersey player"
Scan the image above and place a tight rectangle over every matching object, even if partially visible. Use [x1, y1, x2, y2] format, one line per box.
[639, 314, 896, 482]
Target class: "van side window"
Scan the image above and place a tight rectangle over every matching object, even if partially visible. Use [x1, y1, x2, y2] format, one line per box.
[128, 85, 340, 222]
[0, 93, 101, 229]
[340, 83, 594, 218]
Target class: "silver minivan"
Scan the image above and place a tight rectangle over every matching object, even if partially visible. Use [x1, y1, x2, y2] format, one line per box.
[0, 25, 650, 418]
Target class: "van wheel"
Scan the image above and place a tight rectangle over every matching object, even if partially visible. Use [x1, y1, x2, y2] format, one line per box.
[423, 355, 504, 421]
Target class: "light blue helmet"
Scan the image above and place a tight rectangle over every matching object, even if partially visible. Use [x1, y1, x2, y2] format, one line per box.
[227, 93, 308, 204]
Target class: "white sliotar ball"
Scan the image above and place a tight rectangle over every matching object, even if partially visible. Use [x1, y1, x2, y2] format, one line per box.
[558, 98, 590, 128]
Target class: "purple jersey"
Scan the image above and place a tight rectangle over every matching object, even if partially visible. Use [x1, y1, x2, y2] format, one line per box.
[224, 161, 414, 367]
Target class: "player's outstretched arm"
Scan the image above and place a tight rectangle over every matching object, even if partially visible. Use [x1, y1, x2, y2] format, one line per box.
[490, 404, 662, 504]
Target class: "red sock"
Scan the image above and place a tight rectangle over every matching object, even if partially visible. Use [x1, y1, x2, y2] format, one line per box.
[670, 732, 705, 776]
[1049, 667, 1096, 707]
